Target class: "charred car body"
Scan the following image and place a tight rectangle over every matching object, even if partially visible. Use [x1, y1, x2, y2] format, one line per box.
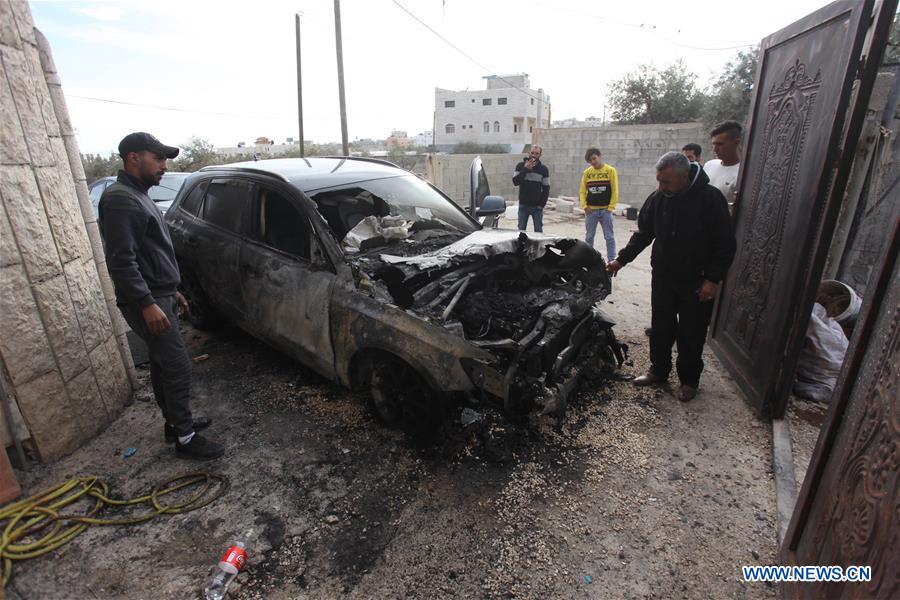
[166, 157, 625, 437]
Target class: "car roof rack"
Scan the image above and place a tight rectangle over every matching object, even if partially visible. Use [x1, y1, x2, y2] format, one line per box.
[197, 165, 291, 182]
[321, 155, 402, 169]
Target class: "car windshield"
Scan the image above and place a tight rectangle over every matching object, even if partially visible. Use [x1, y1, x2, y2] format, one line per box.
[149, 174, 188, 203]
[309, 174, 478, 242]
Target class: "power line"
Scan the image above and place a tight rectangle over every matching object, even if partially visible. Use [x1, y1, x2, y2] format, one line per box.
[67, 94, 287, 120]
[526, 0, 758, 52]
[390, 0, 546, 103]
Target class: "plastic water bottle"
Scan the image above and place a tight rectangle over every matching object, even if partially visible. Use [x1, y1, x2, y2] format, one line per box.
[203, 541, 247, 600]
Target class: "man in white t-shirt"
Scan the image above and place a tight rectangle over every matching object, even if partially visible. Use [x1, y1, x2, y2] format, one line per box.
[703, 121, 742, 209]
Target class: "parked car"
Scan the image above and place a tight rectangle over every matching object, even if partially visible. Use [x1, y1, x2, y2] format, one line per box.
[89, 172, 190, 217]
[165, 157, 624, 438]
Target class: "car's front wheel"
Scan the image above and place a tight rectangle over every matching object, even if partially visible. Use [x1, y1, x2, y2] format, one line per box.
[180, 281, 220, 330]
[367, 354, 445, 441]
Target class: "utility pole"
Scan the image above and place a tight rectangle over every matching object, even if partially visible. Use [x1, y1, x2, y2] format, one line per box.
[334, 0, 349, 156]
[295, 13, 304, 157]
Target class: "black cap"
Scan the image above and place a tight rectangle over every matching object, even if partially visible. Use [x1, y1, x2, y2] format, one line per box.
[118, 132, 179, 159]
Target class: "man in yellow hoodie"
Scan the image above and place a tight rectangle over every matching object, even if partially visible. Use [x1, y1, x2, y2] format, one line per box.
[580, 148, 618, 263]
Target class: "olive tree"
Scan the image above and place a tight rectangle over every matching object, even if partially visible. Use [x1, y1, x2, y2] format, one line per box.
[607, 60, 704, 124]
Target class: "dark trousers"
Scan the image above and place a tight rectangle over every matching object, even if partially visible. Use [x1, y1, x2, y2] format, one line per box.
[649, 277, 714, 388]
[120, 295, 194, 435]
[518, 205, 544, 232]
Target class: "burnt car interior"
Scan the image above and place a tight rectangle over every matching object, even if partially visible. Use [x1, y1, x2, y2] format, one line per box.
[313, 187, 391, 240]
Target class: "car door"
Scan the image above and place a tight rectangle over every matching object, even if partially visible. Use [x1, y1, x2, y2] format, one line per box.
[240, 179, 336, 379]
[187, 177, 250, 322]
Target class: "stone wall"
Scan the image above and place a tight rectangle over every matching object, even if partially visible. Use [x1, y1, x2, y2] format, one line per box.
[0, 1, 134, 462]
[426, 122, 709, 208]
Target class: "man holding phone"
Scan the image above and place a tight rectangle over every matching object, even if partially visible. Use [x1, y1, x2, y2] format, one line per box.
[512, 145, 550, 232]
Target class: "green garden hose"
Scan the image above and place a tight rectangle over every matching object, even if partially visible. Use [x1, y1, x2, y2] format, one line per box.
[0, 471, 229, 586]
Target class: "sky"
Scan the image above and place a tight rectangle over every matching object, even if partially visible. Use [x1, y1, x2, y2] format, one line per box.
[28, 0, 835, 155]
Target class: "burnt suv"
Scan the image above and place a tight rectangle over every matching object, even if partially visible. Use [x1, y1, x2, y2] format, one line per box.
[166, 157, 624, 437]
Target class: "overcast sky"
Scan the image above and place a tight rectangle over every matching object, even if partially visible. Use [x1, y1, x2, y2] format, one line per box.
[29, 0, 833, 155]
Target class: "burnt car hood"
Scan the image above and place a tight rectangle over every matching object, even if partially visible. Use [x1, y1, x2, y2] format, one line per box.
[347, 228, 620, 416]
[379, 229, 571, 269]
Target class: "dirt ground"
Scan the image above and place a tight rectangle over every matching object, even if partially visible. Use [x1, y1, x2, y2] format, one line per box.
[11, 210, 786, 599]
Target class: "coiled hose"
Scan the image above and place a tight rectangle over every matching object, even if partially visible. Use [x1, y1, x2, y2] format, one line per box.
[0, 471, 229, 586]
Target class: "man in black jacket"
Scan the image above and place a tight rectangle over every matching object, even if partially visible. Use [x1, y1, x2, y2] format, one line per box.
[607, 151, 736, 401]
[99, 132, 224, 459]
[512, 145, 550, 232]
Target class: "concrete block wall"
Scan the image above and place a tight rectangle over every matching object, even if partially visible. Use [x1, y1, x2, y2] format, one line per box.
[0, 1, 133, 462]
[426, 122, 709, 209]
[536, 122, 709, 206]
[426, 153, 519, 208]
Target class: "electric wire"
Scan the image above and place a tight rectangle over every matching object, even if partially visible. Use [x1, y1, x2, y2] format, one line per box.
[390, 0, 547, 103]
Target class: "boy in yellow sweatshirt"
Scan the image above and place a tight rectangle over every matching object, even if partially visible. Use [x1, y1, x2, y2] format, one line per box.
[580, 147, 618, 262]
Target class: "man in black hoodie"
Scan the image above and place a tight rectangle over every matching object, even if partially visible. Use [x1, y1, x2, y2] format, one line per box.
[512, 145, 550, 232]
[607, 151, 735, 401]
[99, 132, 224, 459]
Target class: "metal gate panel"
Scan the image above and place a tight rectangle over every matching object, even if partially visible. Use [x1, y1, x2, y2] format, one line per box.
[709, 0, 874, 417]
[781, 218, 898, 598]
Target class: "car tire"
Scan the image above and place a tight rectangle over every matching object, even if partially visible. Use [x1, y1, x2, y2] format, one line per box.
[182, 286, 220, 330]
[366, 354, 445, 441]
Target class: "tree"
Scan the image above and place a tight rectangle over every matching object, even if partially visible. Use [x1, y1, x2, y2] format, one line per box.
[173, 136, 220, 172]
[702, 48, 759, 129]
[607, 60, 704, 124]
[81, 152, 120, 182]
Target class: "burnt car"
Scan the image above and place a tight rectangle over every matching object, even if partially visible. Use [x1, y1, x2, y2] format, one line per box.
[166, 157, 624, 437]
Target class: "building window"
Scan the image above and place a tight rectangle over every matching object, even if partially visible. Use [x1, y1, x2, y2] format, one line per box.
[494, 121, 500, 132]
[513, 123, 519, 133]
[444, 100, 455, 108]
[483, 98, 492, 106]
[483, 121, 490, 133]
[471, 98, 475, 102]
[530, 98, 534, 105]
[529, 126, 533, 133]
[445, 124, 455, 134]
[498, 97, 507, 105]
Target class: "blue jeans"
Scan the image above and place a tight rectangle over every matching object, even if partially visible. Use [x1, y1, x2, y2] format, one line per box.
[518, 205, 543, 232]
[585, 209, 616, 262]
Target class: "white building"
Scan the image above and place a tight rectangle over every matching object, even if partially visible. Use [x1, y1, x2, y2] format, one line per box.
[552, 116, 604, 128]
[411, 130, 433, 147]
[433, 74, 550, 153]
[217, 140, 299, 158]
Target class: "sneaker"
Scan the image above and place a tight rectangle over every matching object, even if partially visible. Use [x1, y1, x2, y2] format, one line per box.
[633, 372, 667, 386]
[164, 417, 212, 443]
[175, 433, 224, 460]
[678, 385, 698, 402]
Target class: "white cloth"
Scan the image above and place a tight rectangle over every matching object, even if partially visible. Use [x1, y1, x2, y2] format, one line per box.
[704, 159, 740, 206]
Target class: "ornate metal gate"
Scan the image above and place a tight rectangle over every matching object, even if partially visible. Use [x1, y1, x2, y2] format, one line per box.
[709, 0, 883, 418]
[780, 217, 898, 598]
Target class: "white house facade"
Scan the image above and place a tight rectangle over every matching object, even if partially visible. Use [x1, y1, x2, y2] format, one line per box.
[433, 74, 550, 153]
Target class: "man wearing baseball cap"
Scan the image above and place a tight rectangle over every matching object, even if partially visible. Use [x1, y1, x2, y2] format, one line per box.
[98, 132, 224, 460]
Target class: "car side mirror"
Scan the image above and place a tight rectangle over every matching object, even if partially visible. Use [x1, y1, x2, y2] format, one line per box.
[476, 195, 506, 217]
